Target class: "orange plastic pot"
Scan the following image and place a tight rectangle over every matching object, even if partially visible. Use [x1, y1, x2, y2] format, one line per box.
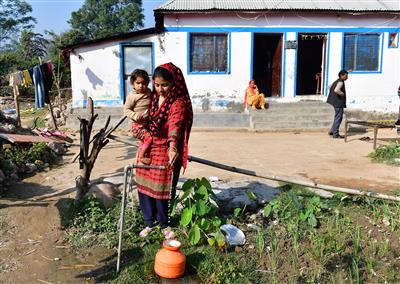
[154, 239, 186, 279]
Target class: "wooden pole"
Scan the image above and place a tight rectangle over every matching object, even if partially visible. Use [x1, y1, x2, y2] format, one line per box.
[188, 155, 400, 202]
[373, 125, 378, 149]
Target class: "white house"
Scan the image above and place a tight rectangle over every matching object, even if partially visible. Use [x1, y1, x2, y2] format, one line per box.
[66, 0, 400, 114]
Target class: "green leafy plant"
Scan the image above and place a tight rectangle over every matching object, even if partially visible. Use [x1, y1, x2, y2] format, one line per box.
[171, 178, 225, 246]
[368, 142, 400, 165]
[4, 143, 56, 167]
[263, 190, 325, 228]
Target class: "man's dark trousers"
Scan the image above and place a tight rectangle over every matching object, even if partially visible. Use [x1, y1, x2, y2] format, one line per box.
[330, 107, 344, 136]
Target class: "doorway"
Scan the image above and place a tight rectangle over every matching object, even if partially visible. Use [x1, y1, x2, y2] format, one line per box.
[252, 33, 283, 97]
[296, 33, 327, 96]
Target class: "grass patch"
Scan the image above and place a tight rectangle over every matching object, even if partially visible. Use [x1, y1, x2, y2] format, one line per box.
[369, 142, 400, 165]
[65, 183, 400, 283]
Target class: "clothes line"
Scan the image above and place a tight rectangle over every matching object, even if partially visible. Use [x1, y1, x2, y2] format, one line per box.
[7, 61, 58, 130]
[8, 61, 54, 109]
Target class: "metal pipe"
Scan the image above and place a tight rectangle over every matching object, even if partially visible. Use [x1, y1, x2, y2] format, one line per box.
[116, 164, 168, 273]
[188, 155, 400, 202]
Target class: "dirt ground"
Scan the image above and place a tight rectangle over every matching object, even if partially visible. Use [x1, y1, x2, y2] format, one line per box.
[0, 129, 399, 283]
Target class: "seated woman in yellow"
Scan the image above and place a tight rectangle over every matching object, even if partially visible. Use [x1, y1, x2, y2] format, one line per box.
[244, 80, 265, 110]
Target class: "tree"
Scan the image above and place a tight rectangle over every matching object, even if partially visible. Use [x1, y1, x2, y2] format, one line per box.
[19, 30, 49, 60]
[0, 0, 36, 45]
[68, 0, 144, 43]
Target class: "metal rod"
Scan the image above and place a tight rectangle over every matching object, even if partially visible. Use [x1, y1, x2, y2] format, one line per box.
[188, 155, 400, 202]
[116, 165, 131, 273]
[116, 164, 168, 273]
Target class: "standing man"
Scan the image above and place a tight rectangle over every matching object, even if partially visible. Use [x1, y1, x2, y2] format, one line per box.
[327, 70, 348, 138]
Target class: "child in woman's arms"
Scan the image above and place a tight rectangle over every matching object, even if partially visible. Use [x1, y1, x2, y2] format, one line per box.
[123, 69, 153, 164]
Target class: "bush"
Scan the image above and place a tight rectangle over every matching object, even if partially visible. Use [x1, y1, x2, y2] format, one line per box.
[369, 142, 400, 165]
[4, 142, 57, 167]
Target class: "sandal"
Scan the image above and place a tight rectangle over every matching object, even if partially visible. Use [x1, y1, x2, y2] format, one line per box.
[139, 226, 153, 238]
[162, 227, 175, 240]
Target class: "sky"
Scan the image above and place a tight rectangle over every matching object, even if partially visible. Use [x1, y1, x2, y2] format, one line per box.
[27, 0, 166, 35]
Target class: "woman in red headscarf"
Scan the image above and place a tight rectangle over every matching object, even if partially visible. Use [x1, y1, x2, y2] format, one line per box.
[134, 63, 193, 239]
[244, 79, 266, 110]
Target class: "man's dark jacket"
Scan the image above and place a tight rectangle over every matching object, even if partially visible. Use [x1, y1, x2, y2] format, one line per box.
[327, 78, 346, 108]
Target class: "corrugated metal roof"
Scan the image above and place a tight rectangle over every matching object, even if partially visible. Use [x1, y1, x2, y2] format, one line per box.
[155, 0, 400, 12]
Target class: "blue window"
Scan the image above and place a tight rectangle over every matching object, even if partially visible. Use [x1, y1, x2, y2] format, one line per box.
[343, 33, 381, 71]
[190, 33, 228, 73]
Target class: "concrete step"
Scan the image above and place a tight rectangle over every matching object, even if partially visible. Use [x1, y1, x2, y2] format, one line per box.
[253, 121, 332, 130]
[65, 101, 335, 131]
[193, 113, 249, 128]
[251, 114, 332, 123]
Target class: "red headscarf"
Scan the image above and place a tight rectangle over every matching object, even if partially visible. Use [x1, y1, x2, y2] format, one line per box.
[244, 80, 255, 108]
[148, 62, 193, 170]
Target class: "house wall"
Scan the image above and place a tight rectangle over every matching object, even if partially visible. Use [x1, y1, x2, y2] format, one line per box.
[71, 42, 121, 108]
[70, 12, 399, 113]
[161, 12, 400, 113]
[71, 34, 159, 108]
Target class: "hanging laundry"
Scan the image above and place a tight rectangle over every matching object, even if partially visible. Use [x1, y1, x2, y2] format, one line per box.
[32, 65, 46, 108]
[46, 62, 53, 74]
[40, 63, 53, 104]
[22, 69, 32, 87]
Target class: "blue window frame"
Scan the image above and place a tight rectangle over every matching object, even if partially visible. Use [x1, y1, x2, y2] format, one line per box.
[189, 33, 228, 73]
[343, 33, 381, 72]
[119, 42, 153, 101]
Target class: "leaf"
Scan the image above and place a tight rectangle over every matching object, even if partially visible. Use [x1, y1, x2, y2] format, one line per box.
[263, 204, 272, 217]
[299, 211, 308, 222]
[233, 207, 241, 218]
[215, 230, 226, 248]
[200, 177, 212, 190]
[246, 191, 257, 201]
[178, 189, 192, 203]
[182, 179, 194, 191]
[195, 200, 209, 216]
[179, 180, 194, 202]
[288, 191, 302, 210]
[212, 217, 222, 228]
[308, 213, 318, 227]
[196, 185, 209, 201]
[200, 218, 210, 230]
[207, 237, 215, 246]
[188, 225, 201, 245]
[180, 208, 193, 227]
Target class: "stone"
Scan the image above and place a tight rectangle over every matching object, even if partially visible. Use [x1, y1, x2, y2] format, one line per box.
[211, 180, 281, 213]
[103, 175, 125, 186]
[88, 182, 121, 208]
[306, 187, 334, 198]
[10, 173, 18, 181]
[34, 160, 44, 167]
[47, 142, 65, 155]
[25, 163, 37, 173]
[246, 224, 261, 231]
[0, 124, 16, 133]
